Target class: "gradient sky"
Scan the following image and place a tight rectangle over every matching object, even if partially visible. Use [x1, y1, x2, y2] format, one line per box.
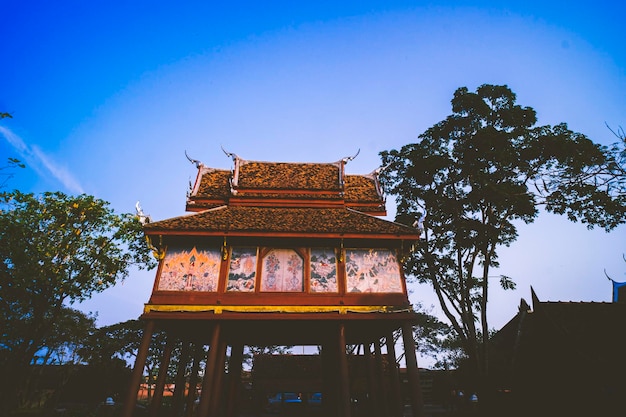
[2, 1, 625, 362]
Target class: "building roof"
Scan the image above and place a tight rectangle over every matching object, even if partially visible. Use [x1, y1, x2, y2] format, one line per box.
[144, 205, 417, 238]
[490, 287, 626, 389]
[233, 160, 343, 191]
[145, 154, 418, 241]
[185, 156, 386, 213]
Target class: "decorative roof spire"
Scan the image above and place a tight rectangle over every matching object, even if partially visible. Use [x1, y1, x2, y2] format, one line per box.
[221, 145, 238, 161]
[185, 150, 203, 168]
[341, 148, 360, 164]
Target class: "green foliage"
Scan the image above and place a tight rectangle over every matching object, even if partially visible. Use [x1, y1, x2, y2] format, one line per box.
[1, 158, 26, 190]
[379, 84, 625, 384]
[0, 112, 24, 190]
[410, 302, 461, 368]
[0, 190, 156, 412]
[80, 319, 175, 401]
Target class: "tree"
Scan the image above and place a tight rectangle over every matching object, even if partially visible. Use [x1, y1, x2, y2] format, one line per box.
[379, 84, 625, 395]
[0, 191, 155, 412]
[0, 112, 25, 189]
[79, 319, 170, 401]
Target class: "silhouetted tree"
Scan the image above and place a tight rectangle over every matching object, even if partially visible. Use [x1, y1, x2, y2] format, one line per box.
[380, 84, 626, 396]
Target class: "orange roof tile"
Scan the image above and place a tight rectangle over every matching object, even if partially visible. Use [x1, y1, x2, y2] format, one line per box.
[235, 160, 342, 191]
[144, 206, 417, 238]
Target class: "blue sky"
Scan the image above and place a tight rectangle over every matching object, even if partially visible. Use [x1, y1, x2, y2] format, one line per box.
[2, 1, 625, 354]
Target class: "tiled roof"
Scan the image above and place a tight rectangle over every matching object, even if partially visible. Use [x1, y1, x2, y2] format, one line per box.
[344, 174, 381, 203]
[235, 160, 342, 191]
[144, 206, 417, 237]
[491, 292, 626, 376]
[187, 159, 386, 212]
[195, 168, 231, 199]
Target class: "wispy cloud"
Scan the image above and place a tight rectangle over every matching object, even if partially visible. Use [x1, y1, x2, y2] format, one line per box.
[0, 126, 85, 194]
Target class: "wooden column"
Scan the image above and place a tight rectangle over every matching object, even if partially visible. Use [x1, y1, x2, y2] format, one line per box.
[402, 322, 424, 417]
[364, 342, 381, 417]
[184, 343, 203, 417]
[122, 320, 155, 417]
[374, 339, 389, 416]
[225, 342, 244, 417]
[197, 323, 221, 417]
[386, 331, 403, 417]
[171, 341, 191, 417]
[208, 339, 228, 416]
[321, 338, 338, 415]
[337, 323, 352, 417]
[149, 336, 175, 417]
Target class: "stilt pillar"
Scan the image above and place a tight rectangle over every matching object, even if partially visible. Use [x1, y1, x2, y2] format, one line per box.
[208, 339, 228, 416]
[386, 331, 404, 417]
[337, 323, 352, 417]
[225, 342, 244, 417]
[374, 339, 388, 416]
[402, 322, 424, 417]
[149, 336, 175, 417]
[184, 343, 203, 417]
[364, 342, 381, 417]
[321, 337, 338, 415]
[197, 323, 221, 417]
[171, 341, 191, 417]
[122, 320, 155, 417]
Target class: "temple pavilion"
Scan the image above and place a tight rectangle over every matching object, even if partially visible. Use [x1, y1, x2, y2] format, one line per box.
[122, 152, 425, 417]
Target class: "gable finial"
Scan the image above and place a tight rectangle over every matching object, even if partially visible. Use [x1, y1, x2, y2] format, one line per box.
[341, 148, 360, 163]
[185, 150, 202, 168]
[135, 201, 151, 224]
[221, 145, 238, 161]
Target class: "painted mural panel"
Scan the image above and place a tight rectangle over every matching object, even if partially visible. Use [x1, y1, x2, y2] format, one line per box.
[227, 247, 257, 292]
[157, 246, 221, 292]
[260, 249, 304, 292]
[345, 249, 403, 293]
[310, 248, 338, 293]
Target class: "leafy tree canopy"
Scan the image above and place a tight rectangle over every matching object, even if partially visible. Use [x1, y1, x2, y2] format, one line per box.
[379, 84, 625, 386]
[0, 190, 155, 411]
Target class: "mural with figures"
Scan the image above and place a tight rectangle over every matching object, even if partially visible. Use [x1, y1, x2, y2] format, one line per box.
[157, 246, 221, 291]
[260, 249, 304, 292]
[345, 249, 402, 293]
[227, 247, 257, 292]
[310, 248, 338, 292]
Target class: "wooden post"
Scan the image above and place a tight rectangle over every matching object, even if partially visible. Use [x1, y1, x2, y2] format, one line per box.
[402, 322, 424, 417]
[208, 339, 228, 416]
[321, 337, 338, 416]
[197, 323, 221, 417]
[171, 341, 190, 417]
[386, 331, 404, 417]
[121, 320, 155, 417]
[338, 323, 352, 417]
[184, 343, 203, 417]
[374, 339, 389, 416]
[225, 342, 244, 417]
[149, 336, 175, 417]
[364, 342, 380, 417]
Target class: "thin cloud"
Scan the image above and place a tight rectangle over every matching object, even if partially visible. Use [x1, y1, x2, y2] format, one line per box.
[0, 126, 85, 194]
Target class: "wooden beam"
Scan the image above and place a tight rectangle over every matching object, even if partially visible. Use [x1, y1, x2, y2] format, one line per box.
[121, 320, 155, 417]
[208, 339, 228, 416]
[224, 342, 244, 417]
[196, 323, 221, 417]
[170, 340, 190, 417]
[149, 336, 175, 417]
[385, 332, 403, 417]
[402, 323, 424, 417]
[338, 323, 352, 417]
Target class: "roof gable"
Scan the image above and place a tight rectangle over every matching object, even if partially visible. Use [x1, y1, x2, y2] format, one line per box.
[186, 155, 386, 213]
